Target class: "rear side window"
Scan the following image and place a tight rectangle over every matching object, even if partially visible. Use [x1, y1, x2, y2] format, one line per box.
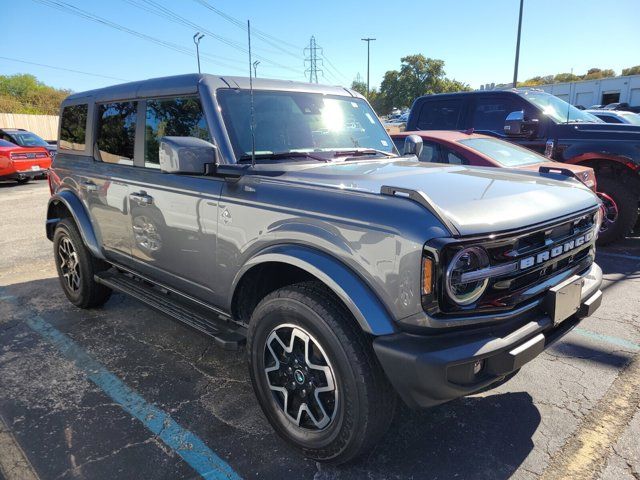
[472, 97, 521, 132]
[416, 99, 463, 130]
[60, 104, 88, 151]
[144, 97, 210, 168]
[96, 102, 137, 165]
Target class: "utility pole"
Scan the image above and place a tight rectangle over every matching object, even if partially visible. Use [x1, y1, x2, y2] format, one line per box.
[304, 36, 323, 83]
[361, 38, 376, 96]
[193, 32, 205, 74]
[252, 60, 260, 78]
[512, 0, 524, 88]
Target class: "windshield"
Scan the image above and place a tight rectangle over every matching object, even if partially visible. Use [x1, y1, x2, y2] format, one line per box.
[217, 90, 395, 160]
[459, 137, 546, 167]
[519, 91, 603, 124]
[10, 132, 49, 147]
[620, 113, 640, 125]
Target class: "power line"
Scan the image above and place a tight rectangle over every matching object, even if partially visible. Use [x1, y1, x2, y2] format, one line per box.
[304, 36, 322, 83]
[320, 53, 348, 82]
[0, 56, 130, 81]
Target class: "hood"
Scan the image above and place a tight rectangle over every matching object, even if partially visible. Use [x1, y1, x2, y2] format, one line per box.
[266, 159, 598, 236]
[518, 161, 596, 192]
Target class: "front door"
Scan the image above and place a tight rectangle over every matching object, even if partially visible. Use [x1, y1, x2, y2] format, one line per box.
[126, 96, 222, 302]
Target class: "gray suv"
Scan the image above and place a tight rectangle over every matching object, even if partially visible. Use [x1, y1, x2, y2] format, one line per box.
[47, 74, 603, 464]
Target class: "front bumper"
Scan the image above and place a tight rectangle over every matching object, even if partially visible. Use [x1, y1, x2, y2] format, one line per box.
[373, 263, 602, 409]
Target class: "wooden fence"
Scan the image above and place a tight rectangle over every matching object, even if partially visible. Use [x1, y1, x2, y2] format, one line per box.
[0, 113, 59, 142]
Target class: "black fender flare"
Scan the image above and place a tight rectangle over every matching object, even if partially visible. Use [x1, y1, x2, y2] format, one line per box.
[46, 190, 105, 260]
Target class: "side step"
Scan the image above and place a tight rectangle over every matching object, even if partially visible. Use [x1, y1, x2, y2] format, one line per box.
[95, 270, 246, 350]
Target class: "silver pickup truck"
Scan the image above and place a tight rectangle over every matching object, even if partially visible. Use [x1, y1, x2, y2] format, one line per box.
[46, 74, 603, 464]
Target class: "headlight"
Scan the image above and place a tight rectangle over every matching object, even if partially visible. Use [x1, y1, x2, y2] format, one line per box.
[445, 247, 490, 306]
[594, 207, 603, 236]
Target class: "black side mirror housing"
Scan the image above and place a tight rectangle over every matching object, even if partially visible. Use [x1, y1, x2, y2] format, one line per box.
[504, 110, 539, 137]
[403, 134, 424, 158]
[159, 136, 217, 175]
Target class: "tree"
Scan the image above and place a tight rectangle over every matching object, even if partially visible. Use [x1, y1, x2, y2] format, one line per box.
[0, 74, 70, 115]
[373, 55, 470, 115]
[622, 65, 640, 76]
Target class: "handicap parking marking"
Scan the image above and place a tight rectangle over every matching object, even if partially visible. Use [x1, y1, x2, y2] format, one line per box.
[573, 327, 640, 352]
[24, 315, 242, 480]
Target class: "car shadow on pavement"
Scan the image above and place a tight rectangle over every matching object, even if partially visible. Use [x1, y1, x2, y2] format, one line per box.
[323, 392, 540, 479]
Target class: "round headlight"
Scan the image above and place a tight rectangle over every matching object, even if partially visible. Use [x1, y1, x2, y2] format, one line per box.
[445, 247, 490, 306]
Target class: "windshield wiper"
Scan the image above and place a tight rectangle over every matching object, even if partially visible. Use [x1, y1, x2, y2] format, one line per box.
[332, 148, 396, 158]
[238, 151, 331, 163]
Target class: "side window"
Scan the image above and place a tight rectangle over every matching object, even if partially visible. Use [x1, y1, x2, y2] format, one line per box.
[392, 138, 405, 153]
[418, 141, 440, 163]
[441, 147, 467, 165]
[472, 97, 521, 132]
[599, 114, 622, 124]
[144, 97, 211, 168]
[60, 104, 88, 151]
[416, 99, 463, 130]
[95, 102, 137, 165]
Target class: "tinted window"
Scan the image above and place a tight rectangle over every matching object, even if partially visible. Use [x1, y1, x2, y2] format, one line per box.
[472, 97, 521, 131]
[0, 139, 15, 147]
[144, 97, 210, 167]
[60, 104, 88, 151]
[440, 147, 467, 165]
[96, 102, 137, 165]
[418, 141, 440, 162]
[416, 99, 463, 130]
[10, 131, 49, 147]
[596, 114, 622, 124]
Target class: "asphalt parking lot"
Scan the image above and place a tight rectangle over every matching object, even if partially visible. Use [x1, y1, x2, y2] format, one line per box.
[0, 180, 639, 480]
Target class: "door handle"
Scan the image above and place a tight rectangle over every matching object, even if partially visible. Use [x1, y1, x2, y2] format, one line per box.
[81, 180, 98, 192]
[129, 191, 153, 206]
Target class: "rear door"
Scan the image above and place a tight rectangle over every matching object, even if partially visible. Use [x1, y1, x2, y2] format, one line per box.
[413, 98, 465, 131]
[126, 95, 223, 302]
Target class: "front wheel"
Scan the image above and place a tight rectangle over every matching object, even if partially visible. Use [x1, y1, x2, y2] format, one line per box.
[596, 176, 639, 245]
[247, 282, 396, 464]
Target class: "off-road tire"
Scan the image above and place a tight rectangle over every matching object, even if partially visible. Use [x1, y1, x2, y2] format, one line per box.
[247, 281, 396, 464]
[53, 218, 112, 308]
[596, 175, 639, 245]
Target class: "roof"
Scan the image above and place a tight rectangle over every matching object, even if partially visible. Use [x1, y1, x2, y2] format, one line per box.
[63, 73, 360, 105]
[390, 130, 494, 142]
[0, 128, 26, 133]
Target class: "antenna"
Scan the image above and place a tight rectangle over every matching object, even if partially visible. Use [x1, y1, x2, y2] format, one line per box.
[248, 20, 256, 167]
[566, 67, 573, 124]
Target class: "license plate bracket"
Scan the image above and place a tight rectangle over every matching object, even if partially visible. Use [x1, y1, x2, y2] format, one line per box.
[544, 275, 583, 325]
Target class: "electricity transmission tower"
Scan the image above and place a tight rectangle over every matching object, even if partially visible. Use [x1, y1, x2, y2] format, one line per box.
[304, 36, 323, 83]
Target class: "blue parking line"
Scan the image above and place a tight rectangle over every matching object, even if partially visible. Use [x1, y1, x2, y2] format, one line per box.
[25, 315, 242, 480]
[573, 327, 640, 352]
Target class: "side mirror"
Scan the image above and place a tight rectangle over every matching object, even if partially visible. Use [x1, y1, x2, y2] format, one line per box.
[159, 136, 217, 175]
[403, 134, 424, 158]
[504, 110, 539, 137]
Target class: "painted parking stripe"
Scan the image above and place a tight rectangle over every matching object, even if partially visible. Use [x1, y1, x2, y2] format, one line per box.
[573, 327, 640, 351]
[25, 315, 242, 480]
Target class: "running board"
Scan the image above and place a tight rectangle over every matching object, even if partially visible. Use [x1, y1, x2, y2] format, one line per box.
[94, 271, 246, 350]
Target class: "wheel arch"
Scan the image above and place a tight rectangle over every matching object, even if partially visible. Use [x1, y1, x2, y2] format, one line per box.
[46, 190, 105, 260]
[230, 245, 397, 336]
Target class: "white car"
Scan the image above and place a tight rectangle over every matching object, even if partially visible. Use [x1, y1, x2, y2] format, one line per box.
[586, 109, 640, 125]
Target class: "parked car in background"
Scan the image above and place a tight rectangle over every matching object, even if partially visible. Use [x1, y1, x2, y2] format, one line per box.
[47, 73, 603, 464]
[587, 109, 640, 125]
[406, 89, 640, 244]
[0, 128, 57, 158]
[390, 130, 620, 242]
[0, 139, 51, 183]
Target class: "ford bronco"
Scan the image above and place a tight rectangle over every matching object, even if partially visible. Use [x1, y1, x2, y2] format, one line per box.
[47, 74, 603, 464]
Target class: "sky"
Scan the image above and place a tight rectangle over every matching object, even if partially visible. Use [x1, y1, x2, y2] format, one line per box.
[2, 0, 639, 93]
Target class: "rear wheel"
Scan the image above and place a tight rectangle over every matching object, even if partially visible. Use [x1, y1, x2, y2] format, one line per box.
[596, 176, 638, 245]
[53, 218, 112, 308]
[247, 281, 396, 464]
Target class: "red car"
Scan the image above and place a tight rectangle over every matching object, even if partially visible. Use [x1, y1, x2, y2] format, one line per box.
[0, 139, 51, 184]
[391, 131, 616, 243]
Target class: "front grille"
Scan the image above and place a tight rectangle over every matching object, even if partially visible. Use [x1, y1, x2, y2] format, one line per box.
[439, 209, 598, 316]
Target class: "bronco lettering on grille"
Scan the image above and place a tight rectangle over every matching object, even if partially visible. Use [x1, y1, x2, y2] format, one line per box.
[519, 231, 594, 270]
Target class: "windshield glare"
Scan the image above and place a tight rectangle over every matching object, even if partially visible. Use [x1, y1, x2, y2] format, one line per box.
[519, 91, 603, 124]
[459, 137, 546, 167]
[12, 132, 49, 147]
[217, 90, 395, 159]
